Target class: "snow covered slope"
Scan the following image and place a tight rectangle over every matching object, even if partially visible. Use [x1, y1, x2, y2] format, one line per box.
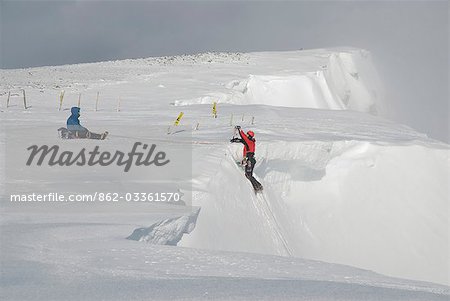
[1, 48, 449, 299]
[180, 105, 449, 285]
[2, 211, 449, 300]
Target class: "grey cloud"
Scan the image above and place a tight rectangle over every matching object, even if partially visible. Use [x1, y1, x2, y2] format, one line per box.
[0, 1, 448, 142]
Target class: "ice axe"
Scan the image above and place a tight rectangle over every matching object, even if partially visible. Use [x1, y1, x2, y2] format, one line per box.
[230, 125, 241, 142]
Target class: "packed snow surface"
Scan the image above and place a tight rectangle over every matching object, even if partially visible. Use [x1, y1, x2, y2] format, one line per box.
[1, 48, 449, 300]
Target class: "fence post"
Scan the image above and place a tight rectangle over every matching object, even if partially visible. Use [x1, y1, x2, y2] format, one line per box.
[251, 116, 255, 125]
[77, 93, 81, 108]
[117, 97, 121, 112]
[23, 89, 27, 109]
[59, 90, 65, 111]
[95, 92, 99, 111]
[6, 91, 10, 108]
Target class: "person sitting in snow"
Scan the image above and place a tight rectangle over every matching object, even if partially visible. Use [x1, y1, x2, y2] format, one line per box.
[60, 106, 107, 139]
[67, 106, 88, 133]
[230, 125, 256, 178]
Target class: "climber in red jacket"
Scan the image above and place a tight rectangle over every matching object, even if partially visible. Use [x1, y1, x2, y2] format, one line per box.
[230, 125, 262, 192]
[230, 125, 256, 172]
[231, 126, 255, 158]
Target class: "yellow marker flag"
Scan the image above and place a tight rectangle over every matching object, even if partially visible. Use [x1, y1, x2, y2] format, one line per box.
[174, 112, 184, 126]
[212, 102, 217, 118]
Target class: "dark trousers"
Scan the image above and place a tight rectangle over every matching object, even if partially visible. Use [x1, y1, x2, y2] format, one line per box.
[244, 156, 262, 191]
[245, 156, 256, 178]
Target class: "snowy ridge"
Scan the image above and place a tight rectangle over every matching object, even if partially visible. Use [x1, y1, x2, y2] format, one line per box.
[0, 52, 248, 93]
[174, 49, 381, 114]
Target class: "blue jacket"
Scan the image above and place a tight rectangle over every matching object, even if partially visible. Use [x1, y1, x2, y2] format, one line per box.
[67, 107, 87, 132]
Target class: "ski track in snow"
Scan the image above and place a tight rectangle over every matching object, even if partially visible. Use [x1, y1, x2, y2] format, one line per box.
[227, 145, 292, 257]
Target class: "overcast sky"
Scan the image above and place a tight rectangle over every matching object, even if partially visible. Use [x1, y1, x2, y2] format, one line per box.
[0, 1, 448, 142]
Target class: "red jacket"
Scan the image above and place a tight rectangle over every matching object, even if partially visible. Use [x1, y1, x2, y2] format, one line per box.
[239, 129, 255, 157]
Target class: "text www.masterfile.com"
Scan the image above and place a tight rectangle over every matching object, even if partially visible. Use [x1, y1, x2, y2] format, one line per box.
[9, 192, 182, 203]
